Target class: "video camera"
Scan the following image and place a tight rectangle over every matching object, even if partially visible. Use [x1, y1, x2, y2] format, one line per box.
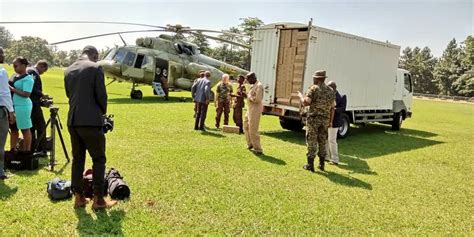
[103, 114, 114, 133]
[40, 95, 54, 108]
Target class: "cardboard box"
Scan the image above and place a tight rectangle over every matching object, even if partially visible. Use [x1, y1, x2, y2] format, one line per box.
[223, 125, 240, 134]
[283, 47, 297, 65]
[291, 29, 299, 47]
[297, 31, 308, 40]
[295, 55, 305, 63]
[297, 47, 307, 55]
[276, 98, 290, 105]
[280, 30, 292, 48]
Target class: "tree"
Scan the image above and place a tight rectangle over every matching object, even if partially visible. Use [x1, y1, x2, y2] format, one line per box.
[189, 32, 211, 55]
[399, 46, 438, 94]
[452, 35, 474, 97]
[67, 49, 82, 66]
[52, 50, 69, 67]
[434, 38, 464, 95]
[5, 36, 54, 65]
[0, 26, 13, 49]
[238, 17, 264, 44]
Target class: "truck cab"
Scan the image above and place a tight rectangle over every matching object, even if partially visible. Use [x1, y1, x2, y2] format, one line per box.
[391, 69, 413, 130]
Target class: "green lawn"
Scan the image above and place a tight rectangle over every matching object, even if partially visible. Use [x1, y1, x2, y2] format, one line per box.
[0, 66, 473, 235]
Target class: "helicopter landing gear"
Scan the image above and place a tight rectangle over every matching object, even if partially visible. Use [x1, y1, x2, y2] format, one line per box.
[130, 83, 143, 100]
[130, 90, 143, 99]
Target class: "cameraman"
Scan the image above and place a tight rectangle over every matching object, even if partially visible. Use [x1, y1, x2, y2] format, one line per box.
[28, 60, 48, 155]
[64, 46, 117, 210]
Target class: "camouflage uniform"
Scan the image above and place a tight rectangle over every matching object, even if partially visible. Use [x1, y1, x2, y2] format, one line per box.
[305, 83, 335, 170]
[233, 83, 246, 133]
[215, 82, 233, 127]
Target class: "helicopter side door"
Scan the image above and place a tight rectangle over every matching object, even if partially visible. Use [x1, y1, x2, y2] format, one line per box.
[121, 48, 145, 82]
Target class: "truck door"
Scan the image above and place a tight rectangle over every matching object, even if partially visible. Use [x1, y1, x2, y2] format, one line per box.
[403, 73, 413, 112]
[251, 28, 280, 105]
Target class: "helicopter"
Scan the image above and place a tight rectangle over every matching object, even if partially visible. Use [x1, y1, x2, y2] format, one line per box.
[0, 21, 251, 100]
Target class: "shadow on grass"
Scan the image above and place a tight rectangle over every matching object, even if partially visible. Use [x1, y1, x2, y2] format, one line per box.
[75, 208, 125, 236]
[0, 182, 18, 200]
[337, 155, 378, 175]
[252, 152, 287, 166]
[199, 129, 225, 138]
[261, 124, 443, 159]
[316, 171, 372, 190]
[108, 96, 193, 104]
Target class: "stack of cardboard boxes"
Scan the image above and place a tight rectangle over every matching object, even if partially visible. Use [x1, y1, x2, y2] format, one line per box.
[276, 29, 308, 107]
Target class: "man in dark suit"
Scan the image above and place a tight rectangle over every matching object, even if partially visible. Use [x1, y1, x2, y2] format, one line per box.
[191, 71, 212, 130]
[64, 46, 117, 210]
[28, 60, 48, 155]
[326, 81, 347, 165]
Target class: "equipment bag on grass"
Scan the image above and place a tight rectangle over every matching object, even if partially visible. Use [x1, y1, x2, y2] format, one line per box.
[4, 150, 39, 170]
[106, 168, 130, 200]
[47, 178, 72, 200]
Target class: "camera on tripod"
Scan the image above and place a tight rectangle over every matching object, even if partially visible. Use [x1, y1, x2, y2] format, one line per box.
[40, 95, 54, 108]
[103, 114, 114, 133]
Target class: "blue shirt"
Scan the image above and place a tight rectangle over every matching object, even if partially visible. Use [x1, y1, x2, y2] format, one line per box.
[12, 74, 34, 107]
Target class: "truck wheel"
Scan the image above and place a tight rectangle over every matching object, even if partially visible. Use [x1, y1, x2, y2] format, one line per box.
[391, 112, 403, 130]
[279, 117, 303, 132]
[338, 113, 350, 138]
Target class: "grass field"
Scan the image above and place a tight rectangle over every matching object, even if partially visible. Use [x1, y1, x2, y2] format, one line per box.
[0, 66, 473, 235]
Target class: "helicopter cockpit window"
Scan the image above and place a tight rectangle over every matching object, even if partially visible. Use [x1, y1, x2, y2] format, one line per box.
[134, 54, 145, 68]
[114, 49, 127, 63]
[123, 52, 136, 66]
[104, 48, 117, 60]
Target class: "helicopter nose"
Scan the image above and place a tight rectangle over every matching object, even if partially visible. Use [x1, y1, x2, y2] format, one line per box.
[98, 59, 121, 77]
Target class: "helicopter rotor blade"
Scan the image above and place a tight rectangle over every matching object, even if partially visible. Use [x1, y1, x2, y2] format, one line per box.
[0, 21, 169, 30]
[49, 29, 167, 45]
[184, 29, 249, 38]
[186, 32, 251, 49]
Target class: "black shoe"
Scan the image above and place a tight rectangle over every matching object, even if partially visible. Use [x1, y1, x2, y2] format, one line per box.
[251, 149, 263, 155]
[247, 146, 253, 150]
[329, 161, 338, 166]
[303, 164, 315, 172]
[317, 164, 325, 171]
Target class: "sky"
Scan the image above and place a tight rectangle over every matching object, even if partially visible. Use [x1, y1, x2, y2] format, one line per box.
[0, 0, 472, 57]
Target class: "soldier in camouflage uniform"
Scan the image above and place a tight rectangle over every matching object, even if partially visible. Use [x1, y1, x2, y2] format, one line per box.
[232, 75, 247, 134]
[297, 70, 335, 172]
[215, 74, 233, 128]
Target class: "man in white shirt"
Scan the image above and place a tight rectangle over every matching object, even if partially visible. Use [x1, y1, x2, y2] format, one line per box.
[0, 47, 15, 180]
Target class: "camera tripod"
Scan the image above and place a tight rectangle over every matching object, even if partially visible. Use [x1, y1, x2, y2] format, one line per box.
[35, 106, 70, 171]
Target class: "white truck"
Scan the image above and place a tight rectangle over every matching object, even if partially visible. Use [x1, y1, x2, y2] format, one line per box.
[250, 21, 413, 137]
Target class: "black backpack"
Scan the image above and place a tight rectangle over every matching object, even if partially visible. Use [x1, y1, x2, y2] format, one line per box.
[106, 168, 130, 200]
[47, 178, 72, 200]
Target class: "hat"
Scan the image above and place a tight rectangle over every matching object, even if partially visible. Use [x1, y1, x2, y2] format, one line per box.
[313, 70, 327, 79]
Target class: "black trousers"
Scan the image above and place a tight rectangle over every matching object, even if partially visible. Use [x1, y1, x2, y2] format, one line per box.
[194, 102, 208, 130]
[68, 126, 106, 197]
[31, 105, 46, 152]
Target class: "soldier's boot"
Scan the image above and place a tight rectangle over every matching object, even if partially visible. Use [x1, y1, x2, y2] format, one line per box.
[303, 157, 315, 172]
[317, 156, 325, 171]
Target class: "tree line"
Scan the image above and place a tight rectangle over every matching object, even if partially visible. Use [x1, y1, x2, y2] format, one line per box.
[1, 20, 472, 97]
[399, 36, 473, 97]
